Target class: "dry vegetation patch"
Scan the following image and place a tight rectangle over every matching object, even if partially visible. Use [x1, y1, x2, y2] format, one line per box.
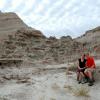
[68, 62, 77, 72]
[73, 86, 90, 97]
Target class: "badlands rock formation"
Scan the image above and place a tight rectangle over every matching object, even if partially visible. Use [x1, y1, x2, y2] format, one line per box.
[0, 12, 84, 66]
[76, 26, 100, 55]
[0, 12, 100, 66]
[0, 12, 29, 40]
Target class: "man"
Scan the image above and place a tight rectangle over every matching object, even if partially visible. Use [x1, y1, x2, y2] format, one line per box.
[84, 53, 96, 86]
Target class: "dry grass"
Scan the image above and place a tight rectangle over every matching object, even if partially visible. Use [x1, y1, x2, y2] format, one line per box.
[73, 86, 90, 97]
[0, 96, 8, 100]
[69, 64, 77, 71]
[50, 98, 56, 100]
[67, 63, 77, 72]
[63, 85, 90, 99]
[39, 96, 45, 100]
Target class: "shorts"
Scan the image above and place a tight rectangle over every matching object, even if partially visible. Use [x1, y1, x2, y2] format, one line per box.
[85, 68, 95, 73]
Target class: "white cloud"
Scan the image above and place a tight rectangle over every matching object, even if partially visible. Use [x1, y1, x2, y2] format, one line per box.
[0, 0, 6, 9]
[34, 3, 44, 13]
[1, 0, 100, 38]
[11, 0, 23, 8]
[5, 0, 23, 11]
[19, 0, 36, 14]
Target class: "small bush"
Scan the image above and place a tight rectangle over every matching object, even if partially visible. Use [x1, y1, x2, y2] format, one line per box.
[73, 86, 90, 97]
[50, 98, 56, 100]
[0, 96, 8, 100]
[68, 63, 77, 72]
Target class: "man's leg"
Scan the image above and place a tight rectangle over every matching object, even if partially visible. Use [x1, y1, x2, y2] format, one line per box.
[87, 69, 94, 86]
[84, 69, 89, 79]
[88, 71, 93, 80]
[84, 69, 92, 84]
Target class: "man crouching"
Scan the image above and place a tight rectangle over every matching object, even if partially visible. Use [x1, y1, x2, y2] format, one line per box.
[85, 53, 96, 86]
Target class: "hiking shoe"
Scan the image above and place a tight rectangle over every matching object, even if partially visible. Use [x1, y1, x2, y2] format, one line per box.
[92, 79, 95, 83]
[88, 79, 94, 86]
[88, 82, 94, 86]
[78, 81, 81, 84]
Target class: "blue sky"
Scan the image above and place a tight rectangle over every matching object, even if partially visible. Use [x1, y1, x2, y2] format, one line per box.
[0, 0, 100, 38]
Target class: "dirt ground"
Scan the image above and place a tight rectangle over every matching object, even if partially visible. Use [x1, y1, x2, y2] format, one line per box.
[0, 60, 100, 100]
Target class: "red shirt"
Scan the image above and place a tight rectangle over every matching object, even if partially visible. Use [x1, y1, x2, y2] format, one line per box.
[86, 56, 96, 68]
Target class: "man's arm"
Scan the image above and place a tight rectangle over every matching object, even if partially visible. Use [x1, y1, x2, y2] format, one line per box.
[91, 57, 96, 68]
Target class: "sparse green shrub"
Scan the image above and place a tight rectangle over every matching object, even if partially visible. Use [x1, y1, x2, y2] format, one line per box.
[50, 98, 56, 100]
[68, 63, 77, 72]
[73, 86, 90, 97]
[0, 96, 8, 100]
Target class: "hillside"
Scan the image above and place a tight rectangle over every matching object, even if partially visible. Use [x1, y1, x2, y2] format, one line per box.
[76, 26, 100, 55]
[0, 12, 30, 40]
[76, 26, 100, 44]
[0, 12, 84, 65]
[0, 12, 100, 66]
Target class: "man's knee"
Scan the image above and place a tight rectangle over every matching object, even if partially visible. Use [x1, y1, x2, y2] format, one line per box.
[84, 69, 88, 74]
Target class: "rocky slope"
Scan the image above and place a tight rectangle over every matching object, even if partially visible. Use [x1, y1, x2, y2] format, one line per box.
[76, 26, 100, 43]
[76, 26, 100, 55]
[0, 28, 83, 65]
[0, 12, 100, 66]
[0, 12, 84, 65]
[0, 12, 30, 41]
